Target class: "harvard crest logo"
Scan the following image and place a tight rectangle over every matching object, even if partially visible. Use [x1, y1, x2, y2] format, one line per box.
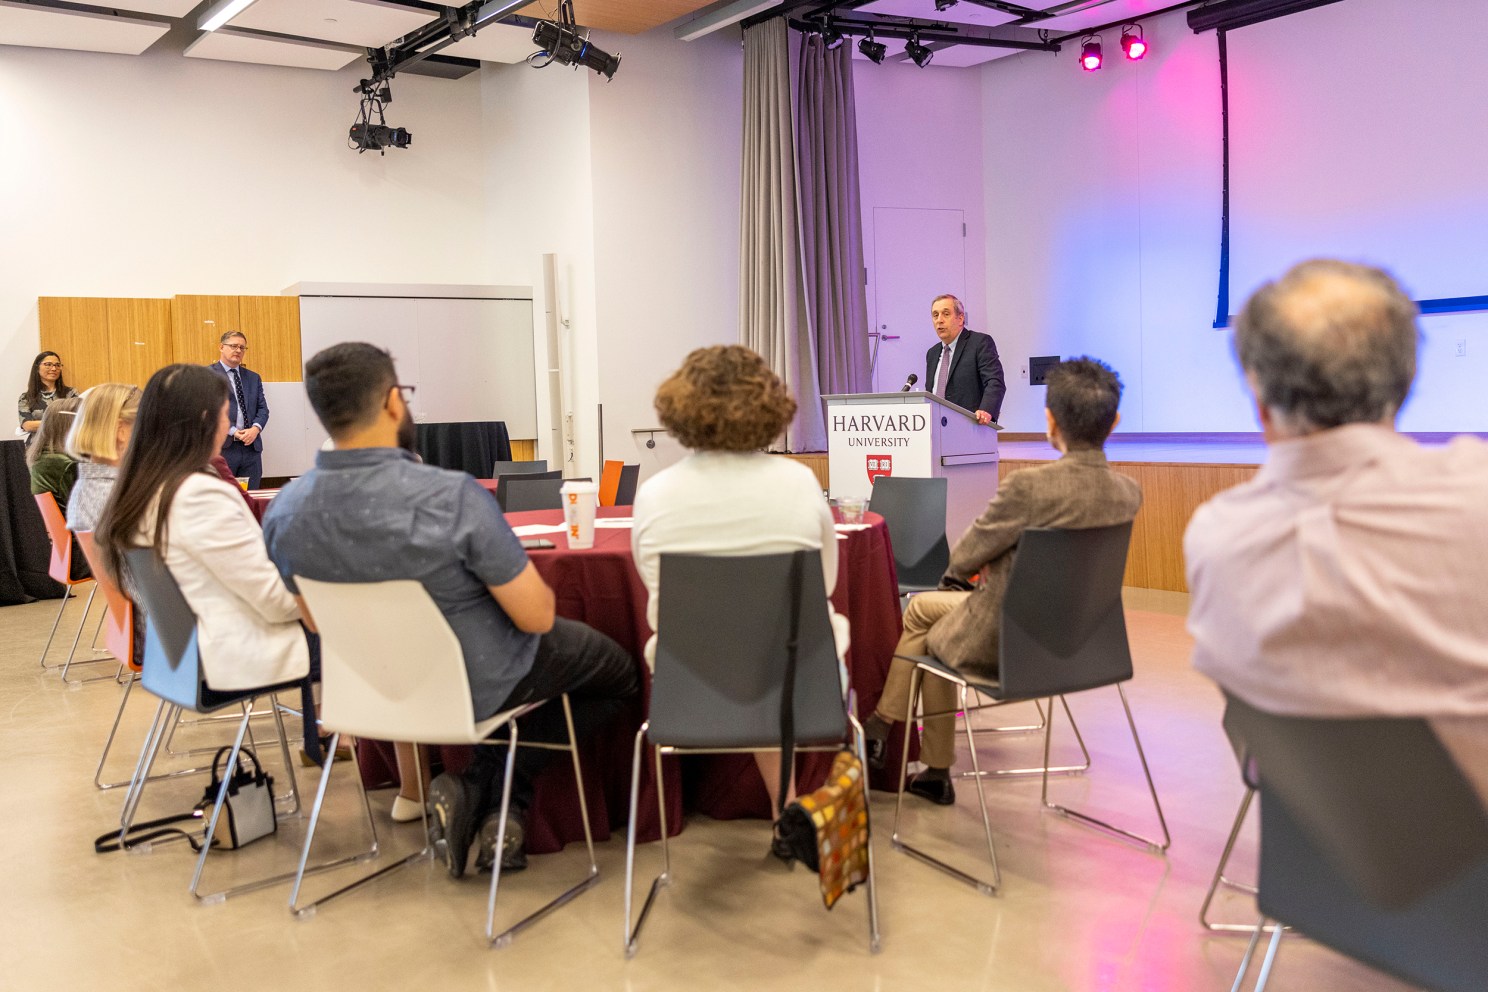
[866, 455, 893, 484]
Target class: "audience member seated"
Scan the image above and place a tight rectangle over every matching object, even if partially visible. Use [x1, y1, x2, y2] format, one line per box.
[630, 344, 850, 836]
[94, 365, 311, 694]
[28, 397, 88, 581]
[262, 343, 639, 876]
[1185, 259, 1488, 806]
[863, 357, 1142, 805]
[64, 383, 140, 533]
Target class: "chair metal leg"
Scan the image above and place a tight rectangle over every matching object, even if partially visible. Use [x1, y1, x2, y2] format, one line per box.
[846, 711, 883, 953]
[1231, 915, 1285, 992]
[60, 587, 112, 682]
[965, 694, 1046, 736]
[95, 676, 207, 791]
[1040, 684, 1171, 853]
[1200, 787, 1287, 935]
[118, 701, 176, 838]
[289, 734, 408, 918]
[890, 668, 1000, 895]
[486, 695, 601, 948]
[959, 695, 1094, 779]
[624, 721, 666, 958]
[269, 695, 301, 815]
[38, 589, 71, 667]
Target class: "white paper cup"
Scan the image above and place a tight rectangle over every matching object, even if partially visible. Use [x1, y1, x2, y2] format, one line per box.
[560, 480, 599, 549]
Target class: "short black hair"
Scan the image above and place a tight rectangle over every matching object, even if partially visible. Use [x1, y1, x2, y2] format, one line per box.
[304, 342, 397, 438]
[1044, 356, 1122, 449]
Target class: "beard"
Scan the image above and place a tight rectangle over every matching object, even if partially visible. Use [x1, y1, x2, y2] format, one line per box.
[397, 406, 417, 453]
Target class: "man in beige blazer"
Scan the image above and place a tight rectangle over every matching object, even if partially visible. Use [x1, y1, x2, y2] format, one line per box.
[867, 357, 1142, 804]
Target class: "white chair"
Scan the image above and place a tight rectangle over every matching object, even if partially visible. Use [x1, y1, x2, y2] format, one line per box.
[290, 578, 599, 948]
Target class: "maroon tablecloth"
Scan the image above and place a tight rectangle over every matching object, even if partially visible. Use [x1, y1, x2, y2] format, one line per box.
[355, 505, 907, 854]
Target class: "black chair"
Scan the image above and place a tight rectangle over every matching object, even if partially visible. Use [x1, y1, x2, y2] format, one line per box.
[494, 469, 562, 510]
[1223, 693, 1488, 992]
[491, 458, 547, 478]
[867, 476, 950, 597]
[120, 549, 360, 903]
[891, 523, 1169, 895]
[623, 550, 881, 956]
[613, 463, 640, 507]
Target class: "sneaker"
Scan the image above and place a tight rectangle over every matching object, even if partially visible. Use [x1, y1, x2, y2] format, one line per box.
[474, 810, 527, 873]
[428, 774, 477, 879]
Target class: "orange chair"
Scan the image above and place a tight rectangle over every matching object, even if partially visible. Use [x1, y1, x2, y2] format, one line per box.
[76, 531, 148, 789]
[599, 459, 623, 507]
[33, 492, 97, 673]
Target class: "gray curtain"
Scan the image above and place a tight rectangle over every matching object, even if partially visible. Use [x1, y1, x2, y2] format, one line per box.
[739, 18, 826, 451]
[797, 33, 872, 403]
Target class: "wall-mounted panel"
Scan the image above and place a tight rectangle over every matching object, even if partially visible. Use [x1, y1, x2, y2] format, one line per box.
[106, 298, 173, 387]
[238, 295, 303, 382]
[172, 295, 242, 368]
[39, 297, 112, 391]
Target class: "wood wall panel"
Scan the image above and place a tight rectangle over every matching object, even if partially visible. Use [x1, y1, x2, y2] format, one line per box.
[237, 295, 303, 382]
[784, 452, 830, 493]
[509, 439, 537, 462]
[999, 458, 1258, 593]
[105, 298, 173, 388]
[37, 298, 75, 381]
[38, 297, 112, 391]
[172, 295, 241, 368]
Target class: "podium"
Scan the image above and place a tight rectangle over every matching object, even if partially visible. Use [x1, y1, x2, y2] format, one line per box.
[822, 391, 1000, 541]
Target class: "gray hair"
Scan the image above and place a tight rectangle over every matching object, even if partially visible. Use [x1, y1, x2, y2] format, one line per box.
[931, 294, 966, 321]
[1233, 259, 1418, 431]
[219, 330, 247, 345]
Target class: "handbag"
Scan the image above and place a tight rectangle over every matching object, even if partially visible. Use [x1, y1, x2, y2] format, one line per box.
[94, 745, 276, 854]
[772, 553, 872, 910]
[197, 745, 277, 850]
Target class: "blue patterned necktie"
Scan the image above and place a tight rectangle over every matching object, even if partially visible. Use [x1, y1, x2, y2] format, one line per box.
[229, 367, 247, 433]
[934, 343, 951, 398]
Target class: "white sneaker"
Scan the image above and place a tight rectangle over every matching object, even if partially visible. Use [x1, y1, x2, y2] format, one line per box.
[390, 794, 426, 823]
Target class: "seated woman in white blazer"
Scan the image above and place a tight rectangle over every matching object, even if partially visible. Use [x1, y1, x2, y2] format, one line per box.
[96, 363, 309, 692]
[631, 345, 850, 827]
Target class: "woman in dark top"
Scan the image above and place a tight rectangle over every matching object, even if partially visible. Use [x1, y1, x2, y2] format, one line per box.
[18, 351, 77, 447]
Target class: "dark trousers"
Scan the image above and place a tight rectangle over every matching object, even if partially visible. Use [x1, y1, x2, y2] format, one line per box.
[463, 617, 640, 819]
[221, 443, 263, 489]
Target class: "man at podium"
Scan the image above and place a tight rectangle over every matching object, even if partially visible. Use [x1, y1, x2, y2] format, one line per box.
[925, 294, 1005, 425]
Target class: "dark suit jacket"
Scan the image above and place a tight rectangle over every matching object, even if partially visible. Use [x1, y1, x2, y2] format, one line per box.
[925, 449, 1142, 678]
[925, 329, 1006, 421]
[206, 362, 269, 453]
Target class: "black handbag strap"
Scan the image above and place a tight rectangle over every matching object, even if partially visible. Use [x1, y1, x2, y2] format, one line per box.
[777, 552, 804, 820]
[94, 811, 203, 854]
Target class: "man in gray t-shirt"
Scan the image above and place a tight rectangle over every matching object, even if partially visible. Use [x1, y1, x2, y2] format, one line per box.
[264, 343, 638, 879]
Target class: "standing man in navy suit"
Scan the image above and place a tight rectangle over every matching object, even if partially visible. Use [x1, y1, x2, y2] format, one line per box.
[924, 294, 1006, 426]
[207, 331, 269, 488]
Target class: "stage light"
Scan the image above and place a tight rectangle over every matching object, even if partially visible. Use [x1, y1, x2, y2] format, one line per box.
[532, 18, 622, 80]
[821, 21, 845, 50]
[1121, 24, 1147, 61]
[1080, 35, 1103, 71]
[906, 33, 933, 69]
[934, 0, 958, 10]
[858, 31, 887, 64]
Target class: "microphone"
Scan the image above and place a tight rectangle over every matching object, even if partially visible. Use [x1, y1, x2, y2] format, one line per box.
[900, 373, 918, 392]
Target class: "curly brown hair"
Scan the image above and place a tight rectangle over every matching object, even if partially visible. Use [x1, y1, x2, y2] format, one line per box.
[654, 346, 797, 452]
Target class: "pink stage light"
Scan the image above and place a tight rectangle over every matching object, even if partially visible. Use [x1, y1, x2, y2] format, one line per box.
[1121, 24, 1147, 61]
[1080, 38, 1103, 71]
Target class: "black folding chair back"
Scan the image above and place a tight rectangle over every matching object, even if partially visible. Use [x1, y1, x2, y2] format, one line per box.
[868, 476, 949, 594]
[495, 469, 562, 510]
[491, 458, 548, 478]
[614, 464, 641, 507]
[1224, 693, 1488, 992]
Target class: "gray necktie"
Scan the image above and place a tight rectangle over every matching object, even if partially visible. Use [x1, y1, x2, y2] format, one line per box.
[229, 368, 247, 433]
[934, 344, 951, 398]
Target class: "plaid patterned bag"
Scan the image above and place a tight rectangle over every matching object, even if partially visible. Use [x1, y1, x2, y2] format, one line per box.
[777, 749, 871, 909]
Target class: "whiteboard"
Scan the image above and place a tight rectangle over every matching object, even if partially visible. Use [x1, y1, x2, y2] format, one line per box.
[261, 293, 536, 479]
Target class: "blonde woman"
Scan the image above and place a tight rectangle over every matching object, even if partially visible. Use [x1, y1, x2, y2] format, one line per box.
[65, 383, 140, 533]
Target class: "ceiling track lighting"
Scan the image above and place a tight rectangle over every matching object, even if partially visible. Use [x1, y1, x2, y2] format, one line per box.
[1120, 23, 1147, 61]
[1079, 34, 1102, 72]
[198, 0, 258, 32]
[906, 32, 933, 69]
[858, 30, 887, 65]
[820, 20, 845, 50]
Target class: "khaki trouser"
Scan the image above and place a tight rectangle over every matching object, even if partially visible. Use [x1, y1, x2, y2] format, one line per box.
[874, 590, 971, 769]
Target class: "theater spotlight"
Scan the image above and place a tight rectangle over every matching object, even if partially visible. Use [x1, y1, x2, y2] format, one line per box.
[532, 17, 621, 79]
[1080, 35, 1103, 71]
[858, 30, 887, 64]
[906, 32, 933, 68]
[820, 21, 844, 50]
[1121, 24, 1147, 61]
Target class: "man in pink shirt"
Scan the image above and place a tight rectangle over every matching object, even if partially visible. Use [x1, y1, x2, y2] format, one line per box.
[1184, 259, 1488, 804]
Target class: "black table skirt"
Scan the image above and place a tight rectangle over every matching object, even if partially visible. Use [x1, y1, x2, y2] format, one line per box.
[414, 421, 511, 478]
[0, 440, 64, 606]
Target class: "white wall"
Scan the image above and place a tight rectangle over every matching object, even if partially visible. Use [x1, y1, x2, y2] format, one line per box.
[0, 38, 494, 400]
[855, 61, 987, 397]
[978, 0, 1488, 433]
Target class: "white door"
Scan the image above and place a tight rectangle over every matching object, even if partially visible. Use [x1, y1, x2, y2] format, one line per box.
[870, 207, 966, 393]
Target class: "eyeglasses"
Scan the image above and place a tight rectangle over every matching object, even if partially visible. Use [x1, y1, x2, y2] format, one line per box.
[396, 384, 416, 401]
[222, 344, 248, 352]
[40, 362, 63, 370]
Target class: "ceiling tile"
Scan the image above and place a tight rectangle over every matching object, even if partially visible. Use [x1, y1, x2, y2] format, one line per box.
[185, 26, 363, 70]
[226, 0, 438, 49]
[857, 0, 1018, 28]
[0, 1, 169, 56]
[105, 0, 200, 16]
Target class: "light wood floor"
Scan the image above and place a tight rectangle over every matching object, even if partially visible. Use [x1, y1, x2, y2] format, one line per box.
[0, 592, 1417, 991]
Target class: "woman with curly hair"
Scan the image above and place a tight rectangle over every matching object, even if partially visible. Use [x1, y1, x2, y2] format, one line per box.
[631, 345, 849, 825]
